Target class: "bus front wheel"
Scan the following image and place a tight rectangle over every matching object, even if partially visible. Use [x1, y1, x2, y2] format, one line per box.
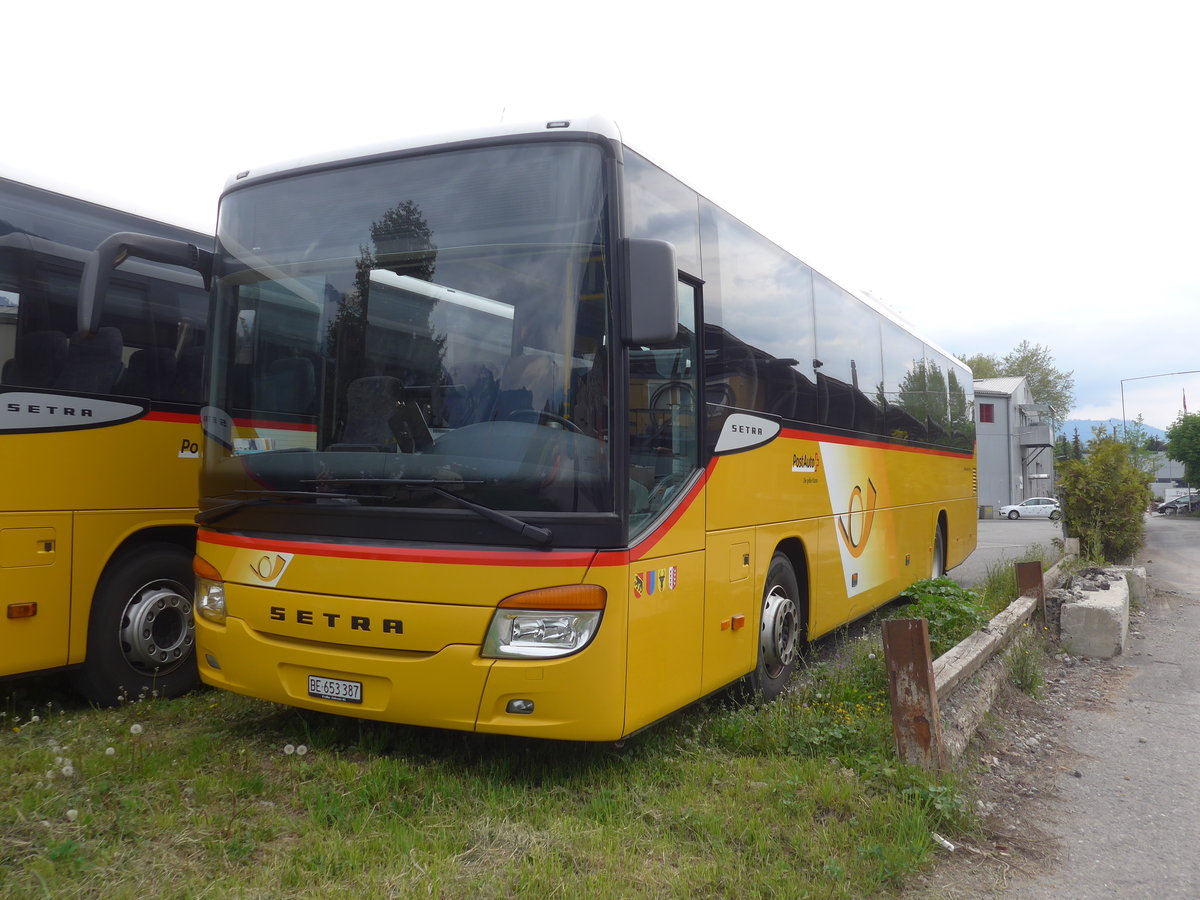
[748, 553, 803, 701]
[73, 542, 199, 705]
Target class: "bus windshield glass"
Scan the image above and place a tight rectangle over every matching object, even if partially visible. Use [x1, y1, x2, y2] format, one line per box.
[205, 142, 614, 533]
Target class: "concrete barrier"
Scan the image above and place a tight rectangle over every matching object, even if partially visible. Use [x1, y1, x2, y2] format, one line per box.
[934, 557, 1069, 758]
[1059, 567, 1141, 659]
[933, 556, 1069, 699]
[934, 560, 1142, 757]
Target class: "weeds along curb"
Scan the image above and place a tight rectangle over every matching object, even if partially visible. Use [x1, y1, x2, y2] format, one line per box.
[931, 557, 1071, 759]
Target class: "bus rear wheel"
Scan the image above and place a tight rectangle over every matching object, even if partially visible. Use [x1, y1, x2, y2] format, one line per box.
[73, 542, 198, 705]
[748, 553, 803, 701]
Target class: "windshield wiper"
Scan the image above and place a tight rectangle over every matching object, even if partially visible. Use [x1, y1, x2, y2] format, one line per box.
[304, 477, 554, 547]
[196, 489, 372, 526]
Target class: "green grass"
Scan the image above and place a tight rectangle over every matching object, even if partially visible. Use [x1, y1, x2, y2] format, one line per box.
[1005, 631, 1045, 697]
[5, 550, 1071, 897]
[975, 542, 1059, 615]
[1, 652, 971, 899]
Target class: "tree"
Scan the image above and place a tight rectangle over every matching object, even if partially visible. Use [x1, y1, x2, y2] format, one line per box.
[958, 352, 1000, 379]
[1071, 429, 1083, 460]
[1058, 428, 1151, 563]
[1119, 415, 1159, 479]
[960, 341, 1075, 427]
[1166, 412, 1200, 482]
[999, 341, 1074, 427]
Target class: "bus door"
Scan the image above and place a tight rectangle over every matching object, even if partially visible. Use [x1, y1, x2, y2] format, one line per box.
[624, 280, 706, 727]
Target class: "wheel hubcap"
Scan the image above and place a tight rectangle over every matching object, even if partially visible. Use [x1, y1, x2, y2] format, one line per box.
[760, 586, 799, 676]
[119, 582, 194, 673]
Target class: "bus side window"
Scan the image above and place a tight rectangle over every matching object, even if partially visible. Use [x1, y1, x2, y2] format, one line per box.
[54, 326, 125, 394]
[0, 287, 18, 381]
[4, 330, 70, 388]
[628, 282, 700, 533]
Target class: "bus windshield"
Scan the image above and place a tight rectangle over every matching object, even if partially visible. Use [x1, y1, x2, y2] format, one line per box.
[203, 142, 614, 539]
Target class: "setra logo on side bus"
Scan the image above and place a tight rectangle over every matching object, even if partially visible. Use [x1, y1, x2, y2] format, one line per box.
[1, 391, 146, 433]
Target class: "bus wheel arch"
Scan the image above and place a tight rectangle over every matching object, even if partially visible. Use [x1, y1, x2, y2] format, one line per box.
[72, 530, 199, 705]
[932, 513, 948, 579]
[747, 541, 809, 701]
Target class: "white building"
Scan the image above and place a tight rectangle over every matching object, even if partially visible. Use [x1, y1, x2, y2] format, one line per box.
[1148, 451, 1189, 499]
[974, 376, 1055, 515]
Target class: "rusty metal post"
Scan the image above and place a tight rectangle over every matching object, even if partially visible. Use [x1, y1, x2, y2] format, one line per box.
[1015, 560, 1046, 627]
[881, 618, 947, 770]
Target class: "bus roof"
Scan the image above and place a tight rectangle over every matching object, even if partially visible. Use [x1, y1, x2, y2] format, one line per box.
[222, 116, 623, 193]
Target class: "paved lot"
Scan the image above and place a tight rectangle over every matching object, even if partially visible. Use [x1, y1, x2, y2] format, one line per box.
[949, 517, 1065, 589]
[1005, 514, 1200, 897]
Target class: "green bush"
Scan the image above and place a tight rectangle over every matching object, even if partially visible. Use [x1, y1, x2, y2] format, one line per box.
[888, 578, 989, 658]
[1057, 430, 1151, 563]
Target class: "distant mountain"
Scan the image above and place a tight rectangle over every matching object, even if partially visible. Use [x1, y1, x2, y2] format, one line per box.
[1061, 418, 1167, 441]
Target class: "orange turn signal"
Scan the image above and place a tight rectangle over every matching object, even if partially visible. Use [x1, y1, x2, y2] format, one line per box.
[193, 555, 223, 581]
[498, 585, 606, 611]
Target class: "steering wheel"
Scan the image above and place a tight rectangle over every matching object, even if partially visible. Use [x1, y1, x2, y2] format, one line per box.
[507, 409, 583, 433]
[649, 380, 697, 416]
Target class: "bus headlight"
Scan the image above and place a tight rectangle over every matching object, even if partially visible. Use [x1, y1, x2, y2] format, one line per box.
[193, 556, 226, 625]
[195, 578, 226, 624]
[481, 585, 605, 659]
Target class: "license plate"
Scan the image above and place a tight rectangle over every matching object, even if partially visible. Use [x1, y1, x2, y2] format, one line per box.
[308, 675, 363, 704]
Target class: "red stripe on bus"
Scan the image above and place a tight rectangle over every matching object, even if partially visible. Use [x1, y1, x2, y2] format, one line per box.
[199, 528, 600, 568]
[143, 411, 201, 424]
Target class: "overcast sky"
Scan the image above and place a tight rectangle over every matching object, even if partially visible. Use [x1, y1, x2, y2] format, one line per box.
[6, 1, 1196, 430]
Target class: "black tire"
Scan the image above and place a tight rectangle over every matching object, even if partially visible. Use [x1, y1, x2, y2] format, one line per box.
[1007, 510, 1019, 520]
[747, 553, 804, 701]
[1049, 509, 1062, 521]
[72, 542, 198, 705]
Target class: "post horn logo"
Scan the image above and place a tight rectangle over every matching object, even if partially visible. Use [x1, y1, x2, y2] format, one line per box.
[249, 553, 292, 585]
[837, 479, 878, 559]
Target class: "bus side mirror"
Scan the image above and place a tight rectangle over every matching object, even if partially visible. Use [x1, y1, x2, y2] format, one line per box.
[622, 238, 678, 346]
[78, 232, 213, 335]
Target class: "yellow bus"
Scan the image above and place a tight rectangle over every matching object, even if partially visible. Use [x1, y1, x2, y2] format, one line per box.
[106, 118, 976, 740]
[1, 175, 210, 703]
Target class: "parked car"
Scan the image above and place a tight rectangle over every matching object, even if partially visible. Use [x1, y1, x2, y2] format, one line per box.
[999, 497, 1061, 520]
[1158, 495, 1198, 515]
